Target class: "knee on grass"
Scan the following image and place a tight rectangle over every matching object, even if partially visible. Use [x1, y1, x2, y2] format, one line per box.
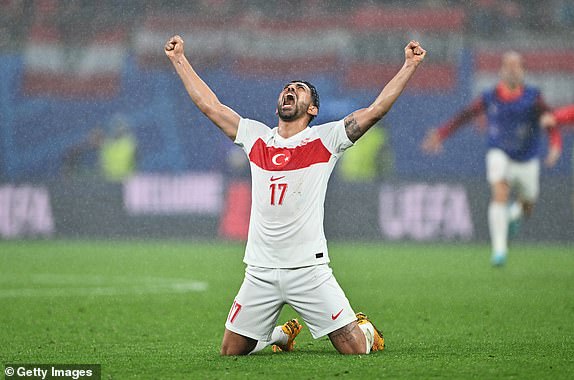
[329, 321, 370, 355]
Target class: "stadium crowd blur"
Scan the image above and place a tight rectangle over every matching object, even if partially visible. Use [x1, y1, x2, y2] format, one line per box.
[1, 0, 574, 50]
[1, 0, 574, 183]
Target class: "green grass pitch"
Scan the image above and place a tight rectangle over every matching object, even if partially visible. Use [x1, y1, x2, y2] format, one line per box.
[1, 240, 573, 379]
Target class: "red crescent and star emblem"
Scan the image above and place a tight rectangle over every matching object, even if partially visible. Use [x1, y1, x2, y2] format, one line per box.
[271, 150, 292, 167]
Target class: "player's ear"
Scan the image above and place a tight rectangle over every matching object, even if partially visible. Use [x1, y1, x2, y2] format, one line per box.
[307, 105, 318, 117]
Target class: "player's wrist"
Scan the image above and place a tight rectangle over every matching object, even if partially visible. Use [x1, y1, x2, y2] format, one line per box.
[403, 60, 419, 70]
[170, 55, 188, 67]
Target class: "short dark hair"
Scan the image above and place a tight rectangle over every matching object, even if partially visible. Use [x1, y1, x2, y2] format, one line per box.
[288, 80, 320, 121]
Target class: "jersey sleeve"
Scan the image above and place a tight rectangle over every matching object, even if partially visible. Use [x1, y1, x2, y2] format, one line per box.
[534, 91, 551, 114]
[234, 118, 272, 154]
[532, 91, 562, 151]
[547, 124, 563, 151]
[312, 119, 354, 155]
[437, 97, 486, 140]
[554, 105, 574, 125]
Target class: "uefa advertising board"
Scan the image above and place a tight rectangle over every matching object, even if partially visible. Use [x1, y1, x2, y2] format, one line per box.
[1, 175, 572, 242]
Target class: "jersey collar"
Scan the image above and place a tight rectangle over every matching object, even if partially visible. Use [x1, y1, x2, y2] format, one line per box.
[496, 82, 524, 102]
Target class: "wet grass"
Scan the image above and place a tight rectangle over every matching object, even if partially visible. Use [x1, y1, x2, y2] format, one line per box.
[1, 240, 573, 379]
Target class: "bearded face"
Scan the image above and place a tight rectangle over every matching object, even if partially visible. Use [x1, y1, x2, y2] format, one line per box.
[277, 82, 314, 122]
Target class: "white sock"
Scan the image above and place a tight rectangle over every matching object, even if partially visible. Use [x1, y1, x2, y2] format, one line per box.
[358, 322, 374, 354]
[248, 325, 287, 355]
[508, 201, 523, 222]
[271, 325, 289, 346]
[488, 201, 508, 255]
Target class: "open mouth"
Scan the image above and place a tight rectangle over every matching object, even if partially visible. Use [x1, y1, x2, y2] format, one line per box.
[282, 93, 296, 109]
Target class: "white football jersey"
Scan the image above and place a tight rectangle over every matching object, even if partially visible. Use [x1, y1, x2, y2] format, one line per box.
[234, 117, 353, 268]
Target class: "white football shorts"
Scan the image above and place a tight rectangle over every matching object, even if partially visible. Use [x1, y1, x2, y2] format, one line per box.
[225, 264, 357, 341]
[486, 148, 540, 202]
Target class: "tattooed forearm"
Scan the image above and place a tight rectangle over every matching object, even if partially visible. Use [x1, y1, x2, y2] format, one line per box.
[344, 114, 363, 142]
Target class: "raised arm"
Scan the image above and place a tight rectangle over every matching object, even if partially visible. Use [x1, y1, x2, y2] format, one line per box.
[343, 40, 426, 143]
[421, 98, 486, 154]
[164, 35, 240, 140]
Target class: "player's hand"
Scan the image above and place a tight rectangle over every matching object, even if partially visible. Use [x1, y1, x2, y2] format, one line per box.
[544, 146, 561, 168]
[540, 112, 557, 129]
[405, 40, 426, 67]
[165, 35, 185, 59]
[421, 128, 443, 154]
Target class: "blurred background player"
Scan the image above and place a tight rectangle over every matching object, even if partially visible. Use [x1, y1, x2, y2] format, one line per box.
[61, 127, 105, 178]
[421, 51, 562, 267]
[99, 116, 137, 183]
[165, 35, 425, 355]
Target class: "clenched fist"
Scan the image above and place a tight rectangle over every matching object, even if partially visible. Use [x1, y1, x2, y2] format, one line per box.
[165, 35, 185, 59]
[405, 40, 426, 66]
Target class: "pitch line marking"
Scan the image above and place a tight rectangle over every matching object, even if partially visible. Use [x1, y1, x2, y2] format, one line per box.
[0, 273, 208, 298]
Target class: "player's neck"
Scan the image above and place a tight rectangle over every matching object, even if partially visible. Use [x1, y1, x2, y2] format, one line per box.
[277, 119, 309, 139]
